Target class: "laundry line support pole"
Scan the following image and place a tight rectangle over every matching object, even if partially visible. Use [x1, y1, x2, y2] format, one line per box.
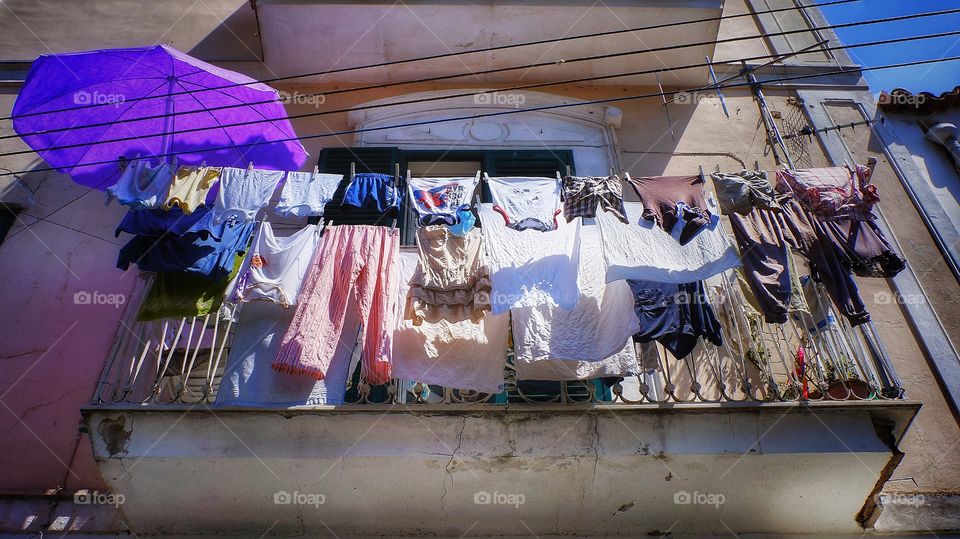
[706, 55, 730, 118]
[743, 66, 898, 389]
[743, 66, 794, 168]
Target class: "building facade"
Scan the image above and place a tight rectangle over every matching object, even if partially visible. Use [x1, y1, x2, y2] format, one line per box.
[0, 0, 958, 536]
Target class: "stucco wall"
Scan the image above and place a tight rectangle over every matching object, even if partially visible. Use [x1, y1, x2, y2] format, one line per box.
[0, 0, 957, 525]
[819, 102, 960, 494]
[0, 92, 127, 493]
[884, 110, 960, 233]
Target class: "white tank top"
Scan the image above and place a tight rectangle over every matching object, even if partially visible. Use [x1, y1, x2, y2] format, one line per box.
[228, 222, 321, 307]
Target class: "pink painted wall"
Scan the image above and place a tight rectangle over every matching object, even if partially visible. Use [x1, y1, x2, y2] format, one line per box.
[0, 161, 134, 493]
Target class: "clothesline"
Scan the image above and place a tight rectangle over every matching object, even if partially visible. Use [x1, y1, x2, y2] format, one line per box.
[6, 53, 960, 180]
[1, 0, 863, 123]
[106, 160, 903, 403]
[9, 26, 960, 152]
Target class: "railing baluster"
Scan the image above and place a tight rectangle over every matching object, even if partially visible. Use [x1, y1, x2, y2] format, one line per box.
[93, 267, 906, 407]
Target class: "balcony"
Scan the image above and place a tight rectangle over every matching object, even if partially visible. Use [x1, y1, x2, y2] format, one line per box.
[82, 259, 919, 536]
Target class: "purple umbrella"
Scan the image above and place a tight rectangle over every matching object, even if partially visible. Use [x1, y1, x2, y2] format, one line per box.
[12, 45, 307, 189]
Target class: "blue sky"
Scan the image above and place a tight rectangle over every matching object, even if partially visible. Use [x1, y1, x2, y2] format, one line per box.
[819, 0, 960, 94]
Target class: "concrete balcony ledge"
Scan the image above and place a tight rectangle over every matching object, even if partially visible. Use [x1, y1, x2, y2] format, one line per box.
[81, 400, 919, 536]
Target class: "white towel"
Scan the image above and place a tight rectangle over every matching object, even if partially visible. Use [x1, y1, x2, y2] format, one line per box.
[596, 201, 740, 283]
[275, 171, 343, 218]
[514, 342, 639, 380]
[479, 203, 581, 314]
[227, 222, 320, 307]
[213, 167, 285, 224]
[391, 252, 508, 394]
[511, 225, 640, 362]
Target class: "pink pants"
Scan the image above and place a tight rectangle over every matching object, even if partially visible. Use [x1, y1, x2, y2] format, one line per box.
[273, 225, 399, 384]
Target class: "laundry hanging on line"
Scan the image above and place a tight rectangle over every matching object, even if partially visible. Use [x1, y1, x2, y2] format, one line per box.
[107, 159, 907, 401]
[407, 173, 480, 226]
[227, 221, 321, 308]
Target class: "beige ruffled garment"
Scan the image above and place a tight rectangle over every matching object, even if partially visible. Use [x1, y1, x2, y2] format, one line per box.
[405, 225, 491, 325]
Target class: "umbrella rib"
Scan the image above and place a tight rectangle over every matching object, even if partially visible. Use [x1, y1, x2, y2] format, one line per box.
[175, 68, 211, 82]
[173, 80, 249, 166]
[63, 78, 172, 169]
[14, 77, 167, 118]
[176, 78, 296, 138]
[105, 50, 173, 79]
[20, 50, 174, 117]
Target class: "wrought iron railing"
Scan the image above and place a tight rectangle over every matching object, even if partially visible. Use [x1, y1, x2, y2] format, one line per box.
[92, 265, 905, 407]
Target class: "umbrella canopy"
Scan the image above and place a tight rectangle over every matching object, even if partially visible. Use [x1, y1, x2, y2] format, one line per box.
[12, 45, 307, 188]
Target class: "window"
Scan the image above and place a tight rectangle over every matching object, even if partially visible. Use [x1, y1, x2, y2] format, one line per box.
[322, 147, 611, 403]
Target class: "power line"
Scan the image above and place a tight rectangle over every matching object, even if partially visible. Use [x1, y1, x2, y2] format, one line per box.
[3, 54, 958, 180]
[14, 213, 122, 245]
[5, 28, 960, 159]
[5, 54, 955, 243]
[3, 0, 862, 122]
[11, 5, 959, 141]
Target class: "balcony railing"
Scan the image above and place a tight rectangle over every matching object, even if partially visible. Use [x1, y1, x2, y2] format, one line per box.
[93, 264, 905, 407]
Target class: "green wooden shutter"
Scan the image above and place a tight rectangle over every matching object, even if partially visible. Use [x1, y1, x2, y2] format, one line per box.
[482, 149, 575, 176]
[312, 147, 400, 226]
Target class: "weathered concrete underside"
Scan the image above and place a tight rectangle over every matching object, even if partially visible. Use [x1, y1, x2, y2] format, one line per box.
[79, 402, 919, 536]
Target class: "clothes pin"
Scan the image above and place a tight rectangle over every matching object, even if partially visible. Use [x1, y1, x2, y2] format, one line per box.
[714, 164, 720, 174]
[389, 163, 401, 229]
[623, 172, 633, 183]
[754, 161, 760, 171]
[698, 164, 705, 178]
[350, 162, 356, 180]
[248, 161, 254, 171]
[565, 165, 572, 178]
[313, 165, 319, 175]
[609, 168, 615, 177]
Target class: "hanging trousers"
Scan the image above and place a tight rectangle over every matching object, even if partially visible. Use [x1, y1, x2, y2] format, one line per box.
[730, 199, 871, 326]
[820, 218, 906, 278]
[273, 225, 399, 384]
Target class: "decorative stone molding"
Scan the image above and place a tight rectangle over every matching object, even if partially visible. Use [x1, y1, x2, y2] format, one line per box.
[346, 89, 622, 174]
